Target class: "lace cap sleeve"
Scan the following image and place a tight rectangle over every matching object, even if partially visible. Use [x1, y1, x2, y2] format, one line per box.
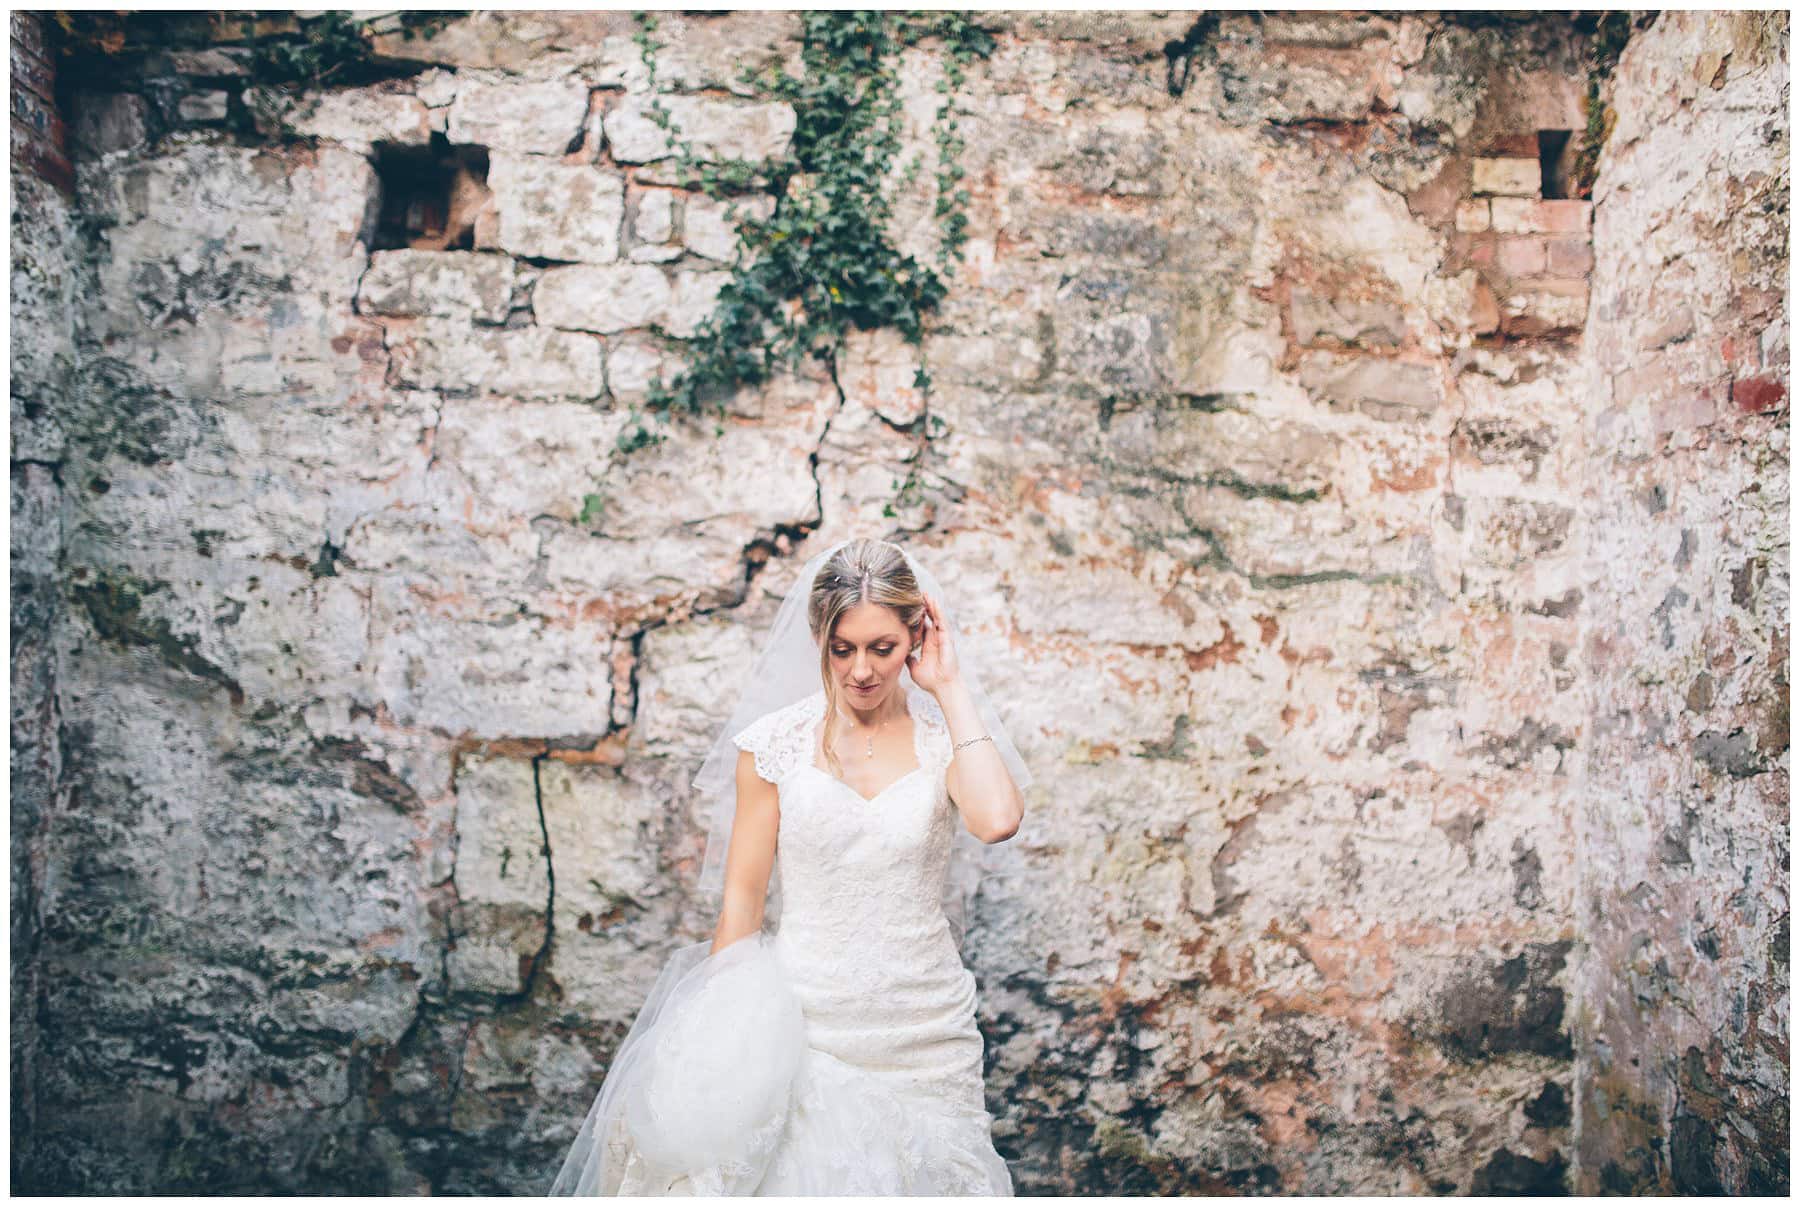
[910, 688, 954, 779]
[731, 694, 819, 786]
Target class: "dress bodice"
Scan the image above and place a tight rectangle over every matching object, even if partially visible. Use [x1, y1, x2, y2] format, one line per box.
[731, 684, 960, 953]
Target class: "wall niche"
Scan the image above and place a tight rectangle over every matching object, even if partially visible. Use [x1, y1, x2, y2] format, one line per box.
[370, 135, 492, 252]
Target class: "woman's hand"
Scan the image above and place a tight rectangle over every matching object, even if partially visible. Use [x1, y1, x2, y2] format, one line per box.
[907, 591, 961, 696]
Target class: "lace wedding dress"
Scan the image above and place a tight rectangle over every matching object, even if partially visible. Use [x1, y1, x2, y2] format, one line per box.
[549, 683, 1013, 1196]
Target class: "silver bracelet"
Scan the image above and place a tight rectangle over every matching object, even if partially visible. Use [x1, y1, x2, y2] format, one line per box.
[953, 734, 994, 753]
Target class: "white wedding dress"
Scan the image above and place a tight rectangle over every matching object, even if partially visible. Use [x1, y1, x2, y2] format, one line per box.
[549, 683, 1013, 1196]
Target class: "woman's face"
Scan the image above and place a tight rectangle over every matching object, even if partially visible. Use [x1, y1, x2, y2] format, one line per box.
[827, 602, 915, 705]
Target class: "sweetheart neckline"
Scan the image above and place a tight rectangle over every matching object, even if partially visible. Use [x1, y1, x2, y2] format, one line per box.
[800, 762, 927, 805]
[800, 689, 931, 805]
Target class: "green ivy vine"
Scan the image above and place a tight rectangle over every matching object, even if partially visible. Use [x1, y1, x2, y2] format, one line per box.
[603, 9, 995, 520]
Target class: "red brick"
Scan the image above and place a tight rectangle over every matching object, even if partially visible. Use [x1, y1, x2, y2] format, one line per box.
[1485, 133, 1540, 158]
[1498, 236, 1547, 276]
[1471, 279, 1500, 334]
[9, 12, 70, 193]
[1453, 234, 1496, 268]
[11, 43, 55, 104]
[1546, 237, 1594, 275]
[1731, 375, 1787, 414]
[1539, 200, 1594, 232]
[1491, 197, 1593, 234]
[10, 11, 46, 58]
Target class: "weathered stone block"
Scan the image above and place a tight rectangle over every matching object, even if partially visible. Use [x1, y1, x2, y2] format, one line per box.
[483, 151, 625, 262]
[431, 396, 629, 523]
[533, 760, 678, 1012]
[1456, 199, 1492, 232]
[391, 316, 604, 401]
[682, 191, 774, 262]
[169, 47, 251, 76]
[1465, 496, 1577, 569]
[603, 94, 796, 164]
[835, 326, 927, 426]
[15, 8, 1789, 1198]
[632, 186, 676, 245]
[453, 756, 550, 909]
[1214, 41, 1386, 125]
[568, 419, 824, 545]
[359, 250, 518, 320]
[540, 760, 663, 906]
[1472, 156, 1542, 197]
[663, 269, 733, 339]
[1290, 289, 1406, 348]
[368, 580, 616, 739]
[176, 90, 229, 124]
[1500, 283, 1589, 335]
[1730, 374, 1785, 414]
[415, 65, 459, 113]
[1051, 297, 1169, 394]
[1298, 351, 1443, 421]
[533, 263, 673, 333]
[447, 75, 591, 156]
[448, 755, 549, 994]
[911, 328, 1049, 391]
[1453, 232, 1498, 269]
[602, 332, 673, 403]
[285, 87, 432, 149]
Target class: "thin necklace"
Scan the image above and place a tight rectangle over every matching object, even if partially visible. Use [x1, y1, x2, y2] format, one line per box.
[836, 699, 902, 758]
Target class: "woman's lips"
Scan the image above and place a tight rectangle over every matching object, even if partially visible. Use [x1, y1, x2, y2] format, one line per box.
[852, 683, 877, 692]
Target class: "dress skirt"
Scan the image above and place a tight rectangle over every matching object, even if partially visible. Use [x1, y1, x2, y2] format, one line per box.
[547, 931, 1012, 1196]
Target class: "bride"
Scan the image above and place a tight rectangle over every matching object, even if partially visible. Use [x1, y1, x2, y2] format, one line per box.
[549, 537, 1032, 1195]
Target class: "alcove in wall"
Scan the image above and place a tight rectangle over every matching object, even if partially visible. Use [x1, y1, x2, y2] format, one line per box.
[368, 134, 491, 252]
[1538, 129, 1576, 199]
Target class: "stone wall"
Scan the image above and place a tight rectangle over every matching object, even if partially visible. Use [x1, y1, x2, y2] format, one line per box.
[8, 9, 1786, 1195]
[1572, 10, 1789, 1195]
[11, 8, 81, 1184]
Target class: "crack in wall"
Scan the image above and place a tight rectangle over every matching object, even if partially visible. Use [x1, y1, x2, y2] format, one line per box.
[1099, 454, 1328, 504]
[521, 753, 556, 1003]
[1104, 480, 1412, 591]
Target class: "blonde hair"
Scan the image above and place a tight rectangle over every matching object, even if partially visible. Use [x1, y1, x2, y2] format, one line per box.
[808, 539, 927, 780]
